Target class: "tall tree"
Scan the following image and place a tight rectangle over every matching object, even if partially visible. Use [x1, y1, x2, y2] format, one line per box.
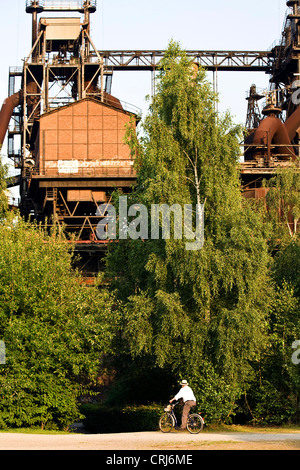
[106, 41, 272, 422]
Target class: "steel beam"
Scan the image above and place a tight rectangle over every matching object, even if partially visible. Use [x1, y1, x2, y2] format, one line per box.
[95, 50, 272, 72]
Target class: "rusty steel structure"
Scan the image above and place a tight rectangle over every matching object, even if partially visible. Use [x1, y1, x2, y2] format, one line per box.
[1, 0, 300, 275]
[0, 0, 140, 277]
[242, 0, 300, 198]
[97, 50, 272, 72]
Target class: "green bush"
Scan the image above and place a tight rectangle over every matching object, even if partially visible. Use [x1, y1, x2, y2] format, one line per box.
[0, 216, 116, 430]
[81, 403, 162, 433]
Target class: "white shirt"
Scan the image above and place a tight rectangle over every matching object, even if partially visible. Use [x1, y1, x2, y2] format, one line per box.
[174, 386, 196, 403]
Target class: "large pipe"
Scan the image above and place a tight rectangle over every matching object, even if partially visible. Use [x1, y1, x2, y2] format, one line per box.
[283, 106, 300, 141]
[245, 115, 296, 161]
[0, 91, 22, 146]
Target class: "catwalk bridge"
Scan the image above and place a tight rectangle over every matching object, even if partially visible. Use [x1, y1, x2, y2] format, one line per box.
[96, 50, 272, 72]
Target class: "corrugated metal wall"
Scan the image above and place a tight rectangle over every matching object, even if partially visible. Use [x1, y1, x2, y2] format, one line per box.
[37, 98, 136, 178]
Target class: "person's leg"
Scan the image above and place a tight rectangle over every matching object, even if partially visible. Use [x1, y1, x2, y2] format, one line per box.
[180, 400, 197, 430]
[180, 401, 192, 430]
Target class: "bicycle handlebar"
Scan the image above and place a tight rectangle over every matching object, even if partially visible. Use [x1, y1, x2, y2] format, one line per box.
[164, 400, 179, 411]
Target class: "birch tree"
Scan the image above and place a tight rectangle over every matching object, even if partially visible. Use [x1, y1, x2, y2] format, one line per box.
[106, 41, 272, 422]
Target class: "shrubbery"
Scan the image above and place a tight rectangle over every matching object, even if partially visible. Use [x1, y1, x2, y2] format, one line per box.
[81, 403, 162, 433]
[0, 215, 116, 430]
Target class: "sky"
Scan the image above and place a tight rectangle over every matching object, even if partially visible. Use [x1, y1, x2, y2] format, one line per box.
[0, 0, 289, 185]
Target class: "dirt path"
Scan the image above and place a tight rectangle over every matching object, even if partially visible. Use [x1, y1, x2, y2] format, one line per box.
[1, 430, 300, 450]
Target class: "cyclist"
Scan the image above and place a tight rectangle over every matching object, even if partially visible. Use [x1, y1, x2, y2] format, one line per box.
[169, 379, 196, 431]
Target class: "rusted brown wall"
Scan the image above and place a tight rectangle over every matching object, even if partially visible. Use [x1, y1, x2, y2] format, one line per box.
[37, 98, 136, 177]
[243, 187, 270, 200]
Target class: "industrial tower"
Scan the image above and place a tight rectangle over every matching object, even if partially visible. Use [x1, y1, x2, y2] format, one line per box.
[242, 0, 300, 198]
[2, 1, 139, 278]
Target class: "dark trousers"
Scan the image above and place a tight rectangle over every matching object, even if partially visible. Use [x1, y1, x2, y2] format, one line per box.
[181, 400, 196, 429]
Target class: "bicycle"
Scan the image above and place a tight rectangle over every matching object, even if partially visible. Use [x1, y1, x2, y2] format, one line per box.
[159, 402, 204, 434]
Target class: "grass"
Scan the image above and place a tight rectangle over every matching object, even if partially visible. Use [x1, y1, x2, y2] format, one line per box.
[0, 427, 73, 435]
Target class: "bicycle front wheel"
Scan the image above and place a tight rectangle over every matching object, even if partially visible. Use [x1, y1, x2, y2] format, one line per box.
[159, 413, 175, 433]
[187, 414, 204, 434]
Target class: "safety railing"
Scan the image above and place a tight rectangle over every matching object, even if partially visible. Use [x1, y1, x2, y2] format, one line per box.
[31, 165, 137, 178]
[26, 0, 96, 12]
[26, 0, 45, 10]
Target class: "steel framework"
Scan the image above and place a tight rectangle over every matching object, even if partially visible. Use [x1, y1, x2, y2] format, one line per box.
[5, 2, 138, 279]
[95, 50, 272, 72]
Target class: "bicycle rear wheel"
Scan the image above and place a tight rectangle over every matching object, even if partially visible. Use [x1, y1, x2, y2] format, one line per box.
[187, 414, 204, 434]
[159, 413, 175, 433]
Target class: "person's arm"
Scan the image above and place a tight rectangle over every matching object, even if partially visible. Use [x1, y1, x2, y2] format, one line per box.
[170, 391, 181, 403]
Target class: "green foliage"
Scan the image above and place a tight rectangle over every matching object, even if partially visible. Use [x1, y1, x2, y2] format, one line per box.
[0, 154, 9, 217]
[242, 245, 300, 425]
[249, 165, 300, 424]
[272, 241, 300, 297]
[246, 382, 297, 425]
[106, 41, 272, 423]
[0, 214, 116, 429]
[265, 161, 300, 241]
[81, 403, 162, 433]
